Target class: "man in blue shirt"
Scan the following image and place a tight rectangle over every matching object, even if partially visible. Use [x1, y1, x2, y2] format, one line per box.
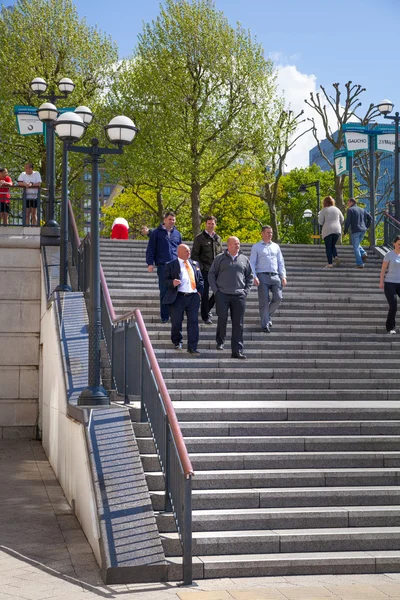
[146, 211, 182, 322]
[249, 226, 287, 333]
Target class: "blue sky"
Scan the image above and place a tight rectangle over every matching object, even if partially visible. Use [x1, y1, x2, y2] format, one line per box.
[8, 0, 400, 167]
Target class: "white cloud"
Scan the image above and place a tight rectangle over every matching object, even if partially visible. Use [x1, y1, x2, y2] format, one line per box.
[275, 65, 338, 171]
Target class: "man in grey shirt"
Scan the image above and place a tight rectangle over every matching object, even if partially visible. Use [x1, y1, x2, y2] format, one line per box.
[250, 225, 287, 333]
[208, 236, 253, 359]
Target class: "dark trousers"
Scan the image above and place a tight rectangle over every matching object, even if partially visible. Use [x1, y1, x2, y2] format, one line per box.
[170, 292, 200, 350]
[324, 233, 340, 264]
[384, 282, 400, 332]
[200, 269, 215, 321]
[157, 265, 170, 321]
[215, 291, 246, 354]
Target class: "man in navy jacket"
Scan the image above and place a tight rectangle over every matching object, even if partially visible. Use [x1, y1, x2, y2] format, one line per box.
[146, 211, 182, 322]
[163, 245, 204, 354]
[344, 198, 372, 268]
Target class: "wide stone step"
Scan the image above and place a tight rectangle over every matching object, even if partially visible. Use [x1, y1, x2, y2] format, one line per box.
[165, 550, 399, 579]
[186, 486, 400, 510]
[160, 526, 400, 556]
[163, 377, 400, 390]
[189, 468, 400, 489]
[162, 369, 400, 381]
[172, 400, 400, 422]
[157, 506, 400, 532]
[169, 389, 399, 402]
[177, 420, 400, 436]
[175, 435, 400, 454]
[186, 451, 400, 471]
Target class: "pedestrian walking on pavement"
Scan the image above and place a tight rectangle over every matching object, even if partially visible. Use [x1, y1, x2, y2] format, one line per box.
[379, 236, 400, 334]
[318, 196, 344, 268]
[208, 236, 253, 359]
[146, 211, 182, 323]
[344, 198, 372, 269]
[249, 226, 287, 333]
[191, 215, 223, 324]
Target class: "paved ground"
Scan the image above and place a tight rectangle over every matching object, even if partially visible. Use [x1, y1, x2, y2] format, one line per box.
[3, 440, 400, 600]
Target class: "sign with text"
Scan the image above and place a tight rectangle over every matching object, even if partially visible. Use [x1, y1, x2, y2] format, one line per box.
[14, 105, 43, 135]
[335, 154, 348, 175]
[376, 133, 395, 152]
[344, 131, 369, 152]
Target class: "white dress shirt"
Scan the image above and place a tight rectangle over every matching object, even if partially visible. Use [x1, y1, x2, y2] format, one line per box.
[178, 258, 196, 293]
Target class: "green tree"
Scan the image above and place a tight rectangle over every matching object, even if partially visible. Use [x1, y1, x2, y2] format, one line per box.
[0, 0, 118, 187]
[277, 165, 338, 244]
[107, 0, 278, 237]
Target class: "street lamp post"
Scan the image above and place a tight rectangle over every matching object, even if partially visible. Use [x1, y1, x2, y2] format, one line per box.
[377, 100, 399, 221]
[299, 181, 321, 244]
[55, 107, 93, 292]
[55, 113, 138, 406]
[30, 77, 75, 235]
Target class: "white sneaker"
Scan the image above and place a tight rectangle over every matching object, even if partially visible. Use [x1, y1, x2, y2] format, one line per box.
[324, 264, 333, 269]
[388, 329, 396, 335]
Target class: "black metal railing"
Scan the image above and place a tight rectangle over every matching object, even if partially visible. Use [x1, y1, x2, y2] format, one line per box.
[384, 210, 400, 247]
[111, 310, 193, 585]
[0, 187, 42, 226]
[67, 203, 193, 584]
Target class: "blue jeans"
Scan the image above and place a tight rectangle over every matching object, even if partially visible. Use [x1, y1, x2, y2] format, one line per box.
[351, 232, 366, 266]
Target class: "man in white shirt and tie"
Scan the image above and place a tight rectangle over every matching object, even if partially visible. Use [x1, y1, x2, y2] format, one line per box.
[163, 244, 204, 355]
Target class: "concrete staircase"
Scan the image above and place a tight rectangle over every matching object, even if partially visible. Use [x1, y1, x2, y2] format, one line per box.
[100, 238, 400, 578]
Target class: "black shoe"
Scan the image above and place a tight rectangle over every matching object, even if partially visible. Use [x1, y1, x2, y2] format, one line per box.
[262, 326, 271, 333]
[204, 318, 213, 324]
[161, 318, 169, 323]
[216, 344, 224, 350]
[188, 348, 200, 355]
[362, 254, 368, 263]
[174, 343, 183, 350]
[268, 320, 272, 328]
[231, 352, 246, 359]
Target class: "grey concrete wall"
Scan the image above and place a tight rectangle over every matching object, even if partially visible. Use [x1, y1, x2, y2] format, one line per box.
[0, 228, 41, 438]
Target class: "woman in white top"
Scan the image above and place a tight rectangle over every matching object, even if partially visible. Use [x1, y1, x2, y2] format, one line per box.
[318, 196, 344, 268]
[379, 236, 400, 334]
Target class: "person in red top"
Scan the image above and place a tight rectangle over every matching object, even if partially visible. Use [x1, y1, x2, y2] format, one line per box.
[0, 168, 13, 225]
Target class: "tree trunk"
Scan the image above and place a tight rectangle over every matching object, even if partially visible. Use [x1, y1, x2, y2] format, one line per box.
[335, 175, 346, 212]
[156, 186, 164, 222]
[191, 182, 202, 237]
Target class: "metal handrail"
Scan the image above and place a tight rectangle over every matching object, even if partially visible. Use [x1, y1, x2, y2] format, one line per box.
[134, 308, 194, 478]
[384, 211, 400, 227]
[383, 211, 400, 247]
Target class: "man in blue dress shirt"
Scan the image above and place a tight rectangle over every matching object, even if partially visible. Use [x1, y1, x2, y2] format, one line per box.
[249, 226, 287, 333]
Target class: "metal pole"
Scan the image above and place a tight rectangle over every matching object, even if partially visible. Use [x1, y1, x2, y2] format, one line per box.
[45, 122, 58, 228]
[56, 141, 71, 292]
[316, 180, 320, 244]
[348, 153, 354, 198]
[394, 113, 400, 221]
[369, 134, 376, 247]
[78, 138, 109, 406]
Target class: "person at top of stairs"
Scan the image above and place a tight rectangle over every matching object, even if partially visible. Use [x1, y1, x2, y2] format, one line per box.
[146, 211, 182, 323]
[344, 197, 372, 269]
[318, 196, 344, 268]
